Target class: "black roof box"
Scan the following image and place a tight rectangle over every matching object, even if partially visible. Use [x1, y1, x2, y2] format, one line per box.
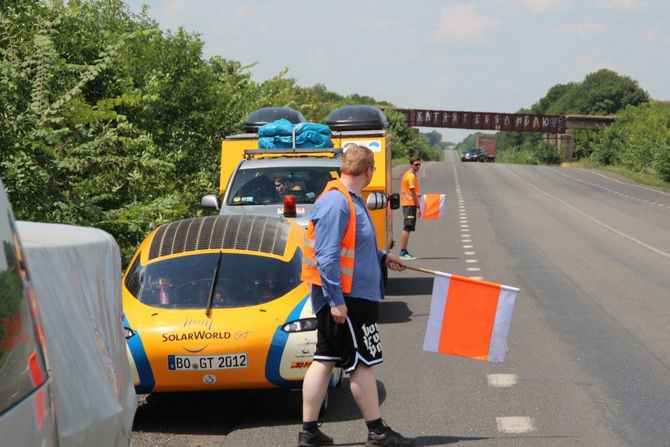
[327, 105, 388, 131]
[243, 107, 306, 132]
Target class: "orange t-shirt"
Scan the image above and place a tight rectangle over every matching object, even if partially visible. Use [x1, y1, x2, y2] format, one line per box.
[400, 169, 420, 206]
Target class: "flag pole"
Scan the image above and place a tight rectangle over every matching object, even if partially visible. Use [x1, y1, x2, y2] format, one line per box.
[403, 264, 437, 276]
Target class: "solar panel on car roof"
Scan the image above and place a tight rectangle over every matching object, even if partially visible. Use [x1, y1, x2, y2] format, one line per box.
[148, 215, 288, 260]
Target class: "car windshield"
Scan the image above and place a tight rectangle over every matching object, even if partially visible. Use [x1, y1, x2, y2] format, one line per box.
[124, 251, 302, 309]
[227, 167, 339, 206]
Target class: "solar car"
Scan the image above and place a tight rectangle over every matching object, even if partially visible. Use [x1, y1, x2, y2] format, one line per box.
[122, 214, 342, 394]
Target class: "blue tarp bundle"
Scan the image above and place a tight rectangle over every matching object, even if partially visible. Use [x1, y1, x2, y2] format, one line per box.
[258, 118, 295, 149]
[295, 122, 333, 148]
[257, 118, 294, 137]
[258, 119, 333, 149]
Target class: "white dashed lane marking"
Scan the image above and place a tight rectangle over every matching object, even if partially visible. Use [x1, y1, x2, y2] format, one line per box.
[487, 374, 517, 388]
[496, 417, 536, 434]
[556, 169, 670, 209]
[455, 156, 534, 437]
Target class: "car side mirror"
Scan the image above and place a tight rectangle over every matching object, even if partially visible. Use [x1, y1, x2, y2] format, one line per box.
[366, 192, 387, 210]
[201, 194, 219, 211]
[388, 193, 400, 210]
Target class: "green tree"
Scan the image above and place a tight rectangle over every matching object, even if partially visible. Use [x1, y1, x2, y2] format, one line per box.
[589, 101, 670, 181]
[0, 0, 434, 264]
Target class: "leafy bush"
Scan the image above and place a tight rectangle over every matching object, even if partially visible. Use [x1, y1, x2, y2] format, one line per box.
[587, 101, 670, 181]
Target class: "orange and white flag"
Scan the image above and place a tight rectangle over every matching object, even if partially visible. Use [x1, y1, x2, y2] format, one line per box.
[423, 272, 519, 362]
[420, 194, 445, 219]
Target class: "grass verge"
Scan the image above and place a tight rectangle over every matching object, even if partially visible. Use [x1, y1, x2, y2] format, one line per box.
[563, 160, 670, 190]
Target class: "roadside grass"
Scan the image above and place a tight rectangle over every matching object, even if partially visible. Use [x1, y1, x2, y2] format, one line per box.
[564, 160, 670, 190]
[497, 148, 538, 164]
[392, 157, 408, 167]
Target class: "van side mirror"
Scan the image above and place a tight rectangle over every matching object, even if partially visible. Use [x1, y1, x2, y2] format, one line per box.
[201, 194, 220, 211]
[388, 193, 400, 210]
[366, 192, 387, 210]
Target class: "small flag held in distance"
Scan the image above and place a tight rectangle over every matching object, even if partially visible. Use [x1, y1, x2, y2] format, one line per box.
[423, 272, 519, 362]
[420, 194, 446, 219]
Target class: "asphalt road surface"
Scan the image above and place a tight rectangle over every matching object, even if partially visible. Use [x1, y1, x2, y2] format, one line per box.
[132, 151, 670, 446]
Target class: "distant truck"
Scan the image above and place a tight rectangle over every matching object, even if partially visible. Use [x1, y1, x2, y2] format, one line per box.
[475, 135, 497, 162]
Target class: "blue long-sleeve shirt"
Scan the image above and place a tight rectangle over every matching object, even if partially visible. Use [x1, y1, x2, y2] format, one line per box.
[309, 187, 385, 314]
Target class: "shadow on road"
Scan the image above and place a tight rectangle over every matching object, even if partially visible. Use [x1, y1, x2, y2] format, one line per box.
[386, 277, 433, 296]
[413, 435, 490, 445]
[132, 379, 388, 435]
[378, 300, 413, 324]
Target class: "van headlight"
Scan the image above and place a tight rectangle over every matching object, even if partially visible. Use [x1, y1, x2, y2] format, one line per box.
[281, 318, 318, 333]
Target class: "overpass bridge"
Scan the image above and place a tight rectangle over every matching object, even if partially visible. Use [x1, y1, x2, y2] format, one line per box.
[394, 108, 616, 160]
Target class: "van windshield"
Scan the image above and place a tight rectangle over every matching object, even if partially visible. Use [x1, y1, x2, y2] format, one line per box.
[124, 251, 302, 309]
[227, 167, 339, 206]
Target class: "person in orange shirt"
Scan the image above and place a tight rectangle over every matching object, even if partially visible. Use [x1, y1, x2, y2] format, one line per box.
[399, 155, 421, 260]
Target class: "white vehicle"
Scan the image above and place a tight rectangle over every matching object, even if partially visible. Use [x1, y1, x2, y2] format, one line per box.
[202, 105, 399, 246]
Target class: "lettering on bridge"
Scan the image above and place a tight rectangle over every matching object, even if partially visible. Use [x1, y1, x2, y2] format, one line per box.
[395, 108, 566, 133]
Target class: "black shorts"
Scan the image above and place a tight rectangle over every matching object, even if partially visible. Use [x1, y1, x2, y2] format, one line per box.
[313, 297, 383, 373]
[403, 206, 417, 231]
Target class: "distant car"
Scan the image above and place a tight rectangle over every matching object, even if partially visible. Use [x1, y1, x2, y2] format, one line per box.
[122, 214, 343, 395]
[461, 147, 487, 162]
[0, 180, 58, 446]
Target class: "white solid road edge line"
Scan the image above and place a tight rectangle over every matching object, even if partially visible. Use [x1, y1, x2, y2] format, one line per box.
[505, 166, 670, 260]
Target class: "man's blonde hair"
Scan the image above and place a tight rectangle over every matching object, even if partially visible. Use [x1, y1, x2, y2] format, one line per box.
[341, 144, 374, 176]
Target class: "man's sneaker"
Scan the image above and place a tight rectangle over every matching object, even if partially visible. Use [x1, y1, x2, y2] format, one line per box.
[398, 250, 416, 260]
[366, 424, 414, 446]
[298, 428, 334, 446]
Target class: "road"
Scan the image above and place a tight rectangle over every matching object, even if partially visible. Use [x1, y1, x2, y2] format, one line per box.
[132, 151, 670, 446]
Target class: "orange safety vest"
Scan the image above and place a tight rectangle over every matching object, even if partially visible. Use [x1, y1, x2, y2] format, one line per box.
[301, 179, 356, 293]
[400, 169, 420, 206]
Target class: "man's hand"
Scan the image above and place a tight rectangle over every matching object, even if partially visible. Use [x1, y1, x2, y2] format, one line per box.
[385, 253, 406, 272]
[331, 304, 348, 324]
[417, 208, 422, 219]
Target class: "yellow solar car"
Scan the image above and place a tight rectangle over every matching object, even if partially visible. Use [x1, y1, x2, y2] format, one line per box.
[122, 214, 341, 393]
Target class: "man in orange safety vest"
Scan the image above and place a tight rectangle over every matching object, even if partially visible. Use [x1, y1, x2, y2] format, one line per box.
[299, 145, 413, 447]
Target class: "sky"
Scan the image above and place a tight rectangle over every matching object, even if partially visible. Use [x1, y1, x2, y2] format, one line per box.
[125, 0, 670, 143]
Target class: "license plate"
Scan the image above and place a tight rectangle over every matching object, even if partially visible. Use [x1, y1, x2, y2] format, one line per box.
[167, 353, 248, 371]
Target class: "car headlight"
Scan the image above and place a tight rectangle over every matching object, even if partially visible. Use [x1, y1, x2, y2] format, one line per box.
[281, 318, 318, 333]
[124, 326, 135, 339]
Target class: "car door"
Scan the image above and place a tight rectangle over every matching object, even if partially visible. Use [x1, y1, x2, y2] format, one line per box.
[0, 180, 58, 446]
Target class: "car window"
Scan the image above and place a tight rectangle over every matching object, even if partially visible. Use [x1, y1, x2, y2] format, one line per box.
[227, 167, 339, 206]
[0, 202, 46, 415]
[124, 250, 303, 308]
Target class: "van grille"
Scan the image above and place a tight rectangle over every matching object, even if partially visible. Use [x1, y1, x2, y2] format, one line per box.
[148, 215, 288, 260]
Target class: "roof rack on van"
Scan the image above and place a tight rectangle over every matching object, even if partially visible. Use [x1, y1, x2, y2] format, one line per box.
[243, 107, 306, 133]
[327, 105, 388, 131]
[243, 148, 343, 159]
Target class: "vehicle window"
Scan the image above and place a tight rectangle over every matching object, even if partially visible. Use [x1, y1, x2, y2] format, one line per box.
[228, 167, 339, 206]
[124, 254, 143, 297]
[0, 209, 45, 415]
[126, 250, 303, 309]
